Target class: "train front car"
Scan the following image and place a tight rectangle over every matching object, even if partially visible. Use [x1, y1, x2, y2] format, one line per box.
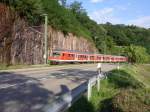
[48, 51, 62, 64]
[48, 50, 76, 64]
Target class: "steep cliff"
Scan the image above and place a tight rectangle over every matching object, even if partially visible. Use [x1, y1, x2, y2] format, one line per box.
[0, 4, 96, 65]
[48, 27, 96, 54]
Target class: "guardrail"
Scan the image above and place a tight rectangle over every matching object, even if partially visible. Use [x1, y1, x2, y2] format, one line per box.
[43, 72, 106, 112]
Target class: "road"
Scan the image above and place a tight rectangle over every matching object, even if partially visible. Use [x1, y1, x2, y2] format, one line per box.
[0, 63, 117, 112]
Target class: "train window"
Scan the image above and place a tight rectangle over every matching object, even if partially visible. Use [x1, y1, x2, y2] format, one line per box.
[53, 52, 60, 57]
[62, 53, 65, 56]
[71, 54, 75, 57]
[79, 55, 82, 58]
[68, 54, 74, 57]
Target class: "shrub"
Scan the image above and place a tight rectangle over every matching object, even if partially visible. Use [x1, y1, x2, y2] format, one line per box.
[112, 89, 150, 112]
[125, 45, 149, 63]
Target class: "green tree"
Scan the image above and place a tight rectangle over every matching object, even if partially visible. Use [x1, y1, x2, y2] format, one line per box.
[1, 0, 43, 25]
[69, 1, 86, 15]
[125, 45, 149, 63]
[96, 36, 116, 54]
[59, 0, 67, 7]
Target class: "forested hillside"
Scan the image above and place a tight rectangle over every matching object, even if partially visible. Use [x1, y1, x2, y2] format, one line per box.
[1, 0, 150, 63]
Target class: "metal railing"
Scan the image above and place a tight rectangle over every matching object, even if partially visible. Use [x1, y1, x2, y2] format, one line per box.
[43, 72, 106, 112]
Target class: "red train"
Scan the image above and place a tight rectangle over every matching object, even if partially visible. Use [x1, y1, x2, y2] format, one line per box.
[48, 50, 128, 63]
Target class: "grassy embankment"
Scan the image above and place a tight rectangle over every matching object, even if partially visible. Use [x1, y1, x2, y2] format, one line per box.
[68, 64, 150, 112]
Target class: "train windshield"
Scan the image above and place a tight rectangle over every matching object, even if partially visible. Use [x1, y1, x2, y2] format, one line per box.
[53, 52, 60, 57]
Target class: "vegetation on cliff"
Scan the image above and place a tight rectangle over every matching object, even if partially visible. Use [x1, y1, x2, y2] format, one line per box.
[1, 0, 150, 63]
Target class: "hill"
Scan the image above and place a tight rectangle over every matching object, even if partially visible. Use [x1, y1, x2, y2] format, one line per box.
[1, 0, 150, 63]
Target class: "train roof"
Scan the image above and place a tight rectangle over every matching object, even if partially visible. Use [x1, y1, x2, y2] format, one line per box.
[53, 49, 126, 58]
[53, 49, 96, 54]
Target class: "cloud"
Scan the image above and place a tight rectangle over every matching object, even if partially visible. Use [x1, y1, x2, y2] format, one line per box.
[128, 16, 150, 28]
[89, 7, 150, 28]
[91, 0, 106, 3]
[89, 7, 122, 24]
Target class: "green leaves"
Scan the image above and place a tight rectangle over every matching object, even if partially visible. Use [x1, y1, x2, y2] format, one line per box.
[69, 1, 86, 15]
[125, 45, 149, 63]
[1, 0, 43, 25]
[42, 0, 90, 38]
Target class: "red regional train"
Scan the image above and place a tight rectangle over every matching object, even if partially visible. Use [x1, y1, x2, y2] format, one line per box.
[48, 50, 128, 63]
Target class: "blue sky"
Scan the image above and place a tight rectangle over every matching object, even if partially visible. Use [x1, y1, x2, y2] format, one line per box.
[67, 0, 150, 28]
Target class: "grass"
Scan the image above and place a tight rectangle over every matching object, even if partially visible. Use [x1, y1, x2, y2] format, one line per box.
[68, 64, 150, 112]
[112, 88, 150, 112]
[123, 64, 150, 88]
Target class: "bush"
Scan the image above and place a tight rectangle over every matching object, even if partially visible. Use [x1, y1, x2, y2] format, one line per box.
[125, 45, 149, 63]
[68, 96, 95, 112]
[112, 89, 150, 112]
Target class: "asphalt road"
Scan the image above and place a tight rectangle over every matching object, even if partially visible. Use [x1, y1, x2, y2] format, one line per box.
[0, 63, 117, 112]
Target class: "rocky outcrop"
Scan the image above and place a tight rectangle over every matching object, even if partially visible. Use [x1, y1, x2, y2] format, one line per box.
[0, 4, 96, 65]
[0, 3, 15, 65]
[48, 27, 96, 54]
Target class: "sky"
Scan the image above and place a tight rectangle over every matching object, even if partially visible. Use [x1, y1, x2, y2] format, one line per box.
[67, 0, 150, 28]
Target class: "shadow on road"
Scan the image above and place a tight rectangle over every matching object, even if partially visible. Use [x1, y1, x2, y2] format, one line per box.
[0, 68, 98, 112]
[0, 72, 54, 112]
[56, 84, 70, 96]
[48, 68, 97, 83]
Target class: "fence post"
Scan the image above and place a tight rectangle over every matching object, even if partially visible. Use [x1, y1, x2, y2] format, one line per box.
[97, 74, 100, 92]
[97, 63, 102, 93]
[87, 80, 92, 101]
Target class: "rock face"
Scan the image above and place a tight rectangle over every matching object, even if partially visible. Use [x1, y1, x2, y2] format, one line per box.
[0, 4, 96, 65]
[48, 27, 96, 54]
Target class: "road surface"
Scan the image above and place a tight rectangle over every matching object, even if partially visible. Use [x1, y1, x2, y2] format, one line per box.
[0, 63, 117, 112]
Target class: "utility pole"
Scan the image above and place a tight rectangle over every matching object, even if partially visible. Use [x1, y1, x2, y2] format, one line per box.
[94, 36, 98, 63]
[43, 14, 48, 64]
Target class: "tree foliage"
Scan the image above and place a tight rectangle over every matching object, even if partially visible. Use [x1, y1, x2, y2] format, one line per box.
[1, 0, 43, 24]
[59, 0, 67, 7]
[125, 45, 149, 63]
[69, 1, 86, 15]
